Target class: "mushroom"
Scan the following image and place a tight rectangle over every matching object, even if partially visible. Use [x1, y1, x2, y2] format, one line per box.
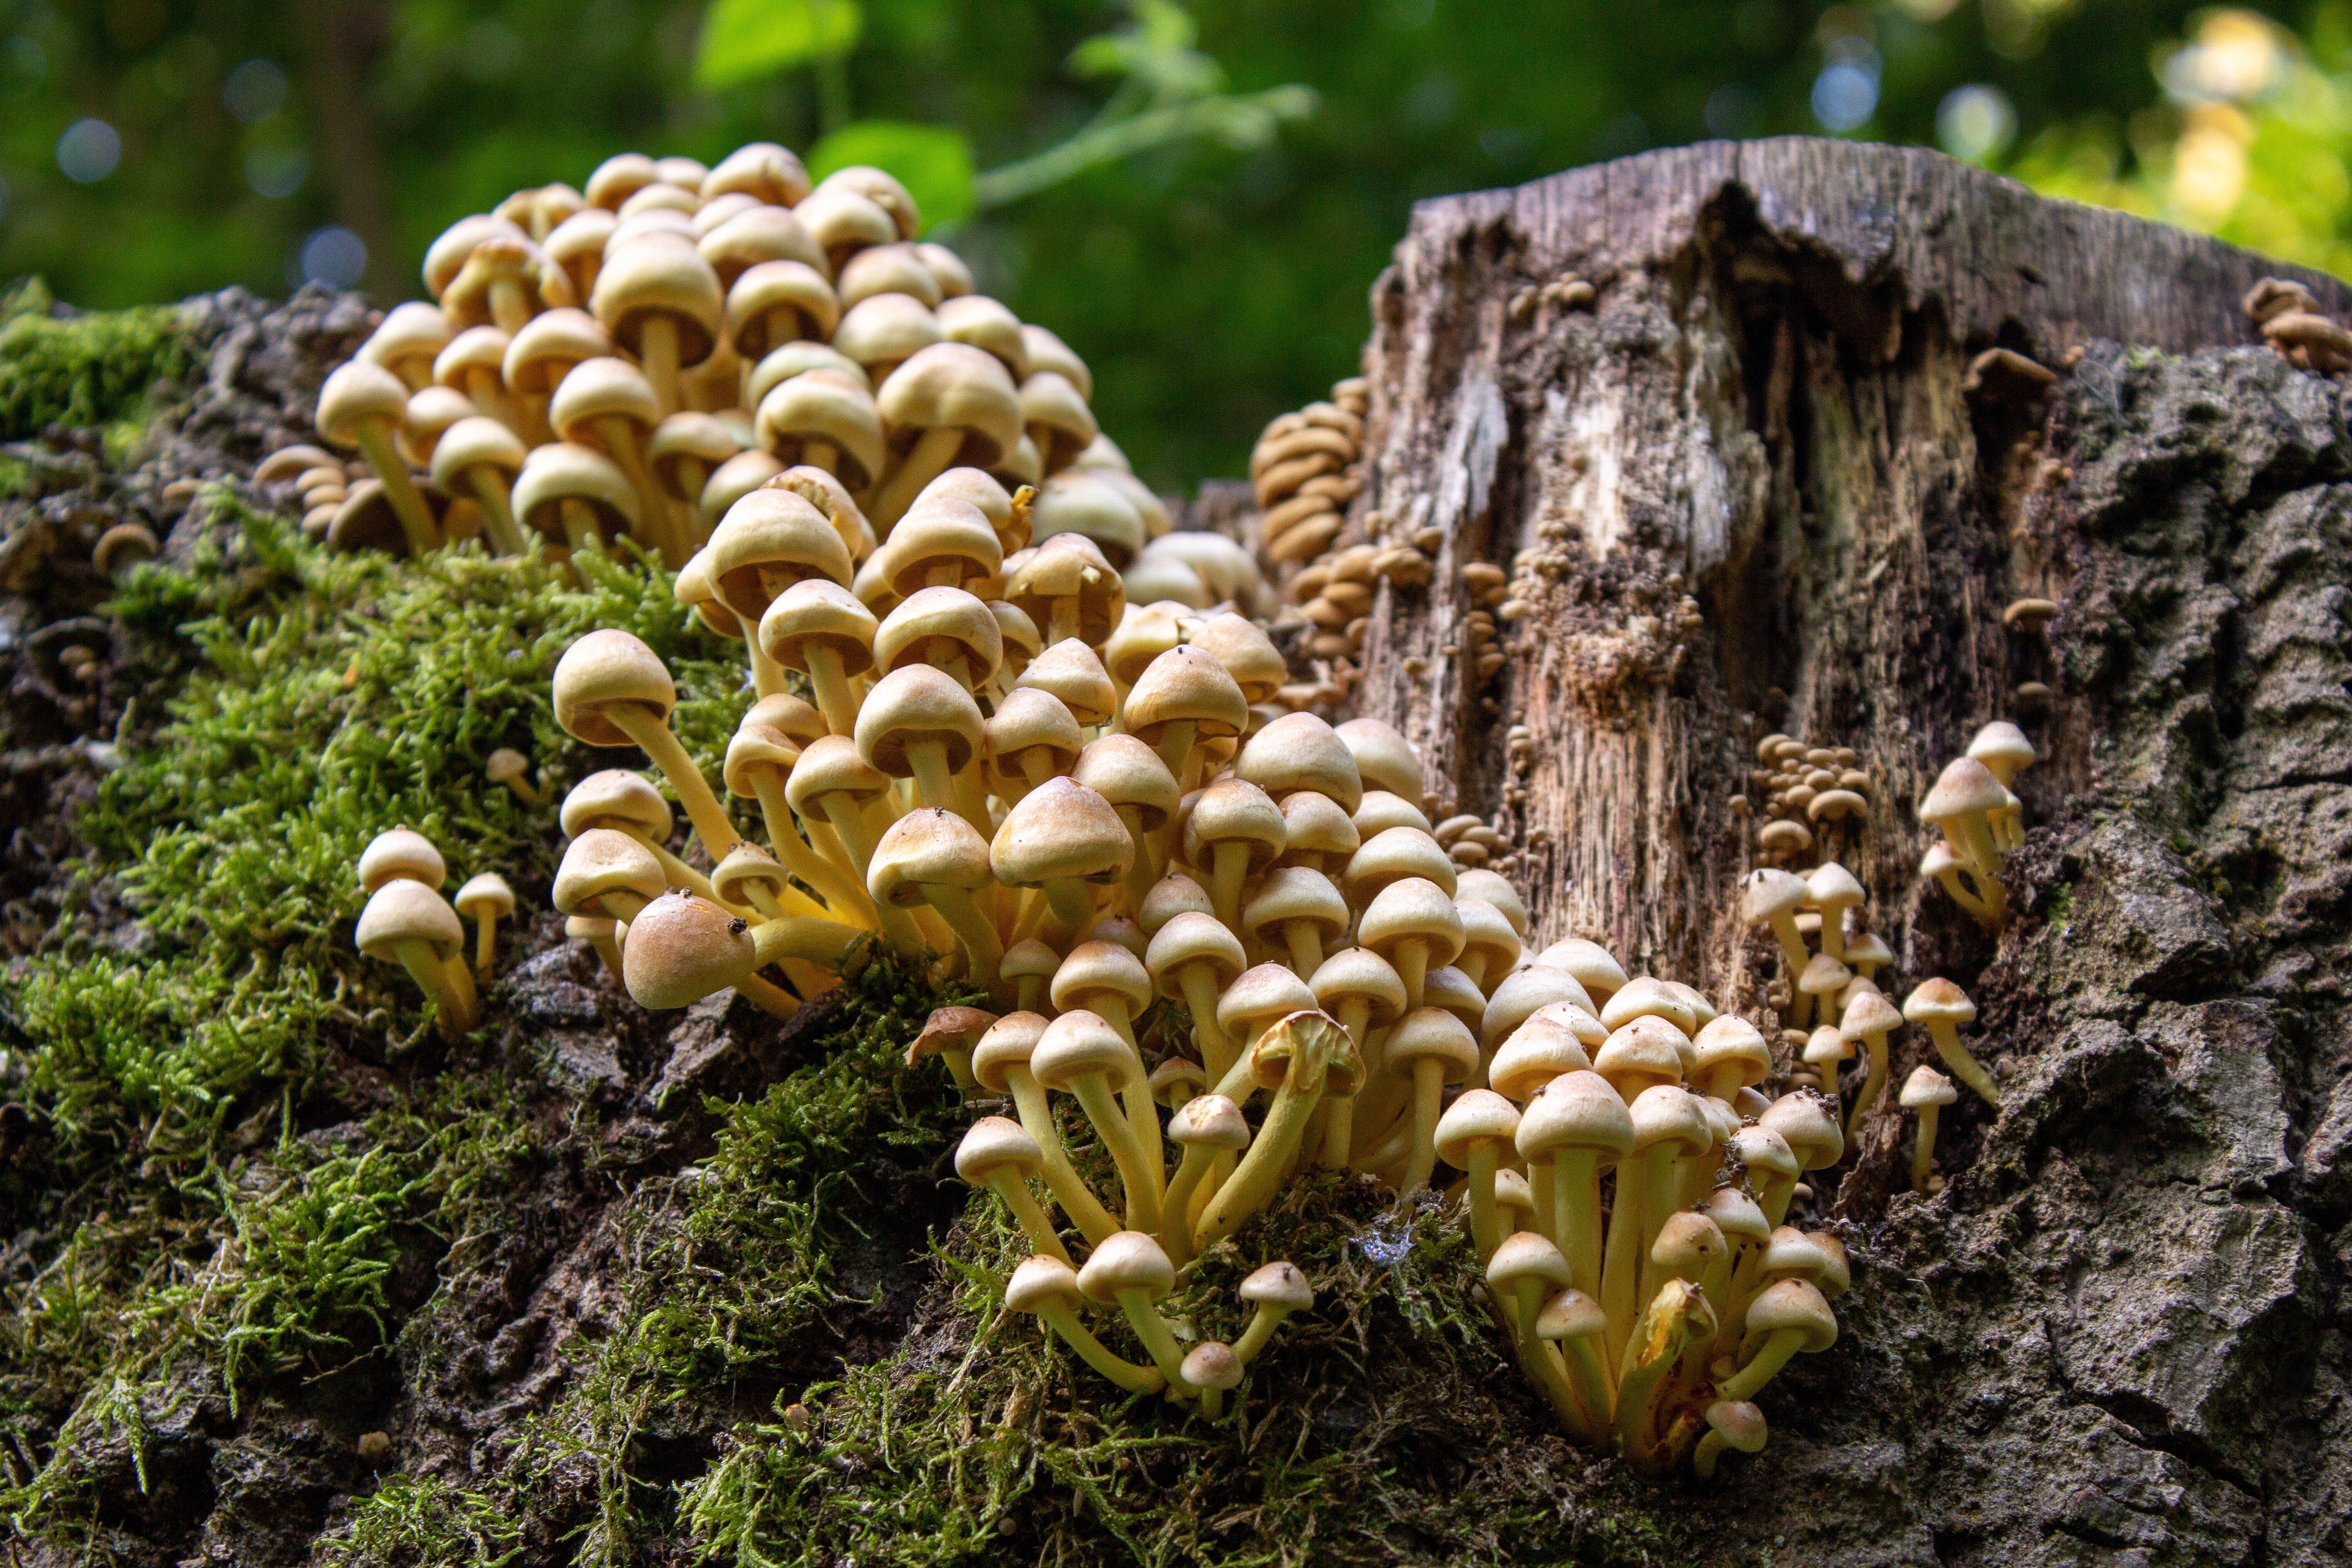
[1534, 1287, 1615, 1438]
[1837, 987, 1904, 1138]
[553, 630, 744, 860]
[1967, 720, 2038, 849]
[1031, 1009, 1160, 1233]
[1485, 1231, 1593, 1441]
[1900, 1066, 1959, 1194]
[453, 872, 514, 978]
[1159, 1093, 1248, 1266]
[485, 747, 542, 806]
[1181, 1340, 1244, 1419]
[1435, 1088, 1522, 1259]
[618, 890, 858, 1011]
[1612, 1278, 1719, 1476]
[358, 826, 446, 893]
[93, 522, 159, 579]
[356, 879, 478, 1040]
[316, 359, 441, 554]
[1693, 1400, 1767, 1481]
[1739, 869, 1813, 1019]
[970, 1012, 1117, 1245]
[1903, 977, 1997, 1106]
[1194, 1010, 1357, 1247]
[956, 1117, 1072, 1264]
[1715, 1278, 1837, 1402]
[1601, 1086, 1708, 1362]
[1004, 1255, 1162, 1396]
[868, 808, 1005, 993]
[1512, 1072, 1631, 1301]
[1919, 756, 2010, 923]
[1074, 1231, 1191, 1393]
[1802, 1024, 1853, 1102]
[1231, 1260, 1313, 1365]
[906, 1004, 994, 1092]
[1144, 911, 1249, 1083]
[992, 779, 1135, 948]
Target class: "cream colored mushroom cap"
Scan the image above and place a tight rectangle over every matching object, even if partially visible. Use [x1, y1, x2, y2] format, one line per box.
[356, 878, 464, 962]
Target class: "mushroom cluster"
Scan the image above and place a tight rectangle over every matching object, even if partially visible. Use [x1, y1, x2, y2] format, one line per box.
[293, 142, 1230, 608]
[1915, 720, 2037, 931]
[351, 826, 513, 1039]
[2245, 275, 2352, 374]
[1736, 732, 1874, 868]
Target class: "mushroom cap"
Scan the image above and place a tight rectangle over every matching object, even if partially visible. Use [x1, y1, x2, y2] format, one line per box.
[621, 891, 755, 1009]
[882, 495, 1004, 597]
[1843, 931, 1894, 970]
[1599, 975, 1698, 1036]
[1921, 755, 2009, 823]
[969, 1010, 1050, 1092]
[1182, 779, 1289, 878]
[1239, 1260, 1313, 1311]
[1242, 867, 1351, 945]
[1333, 717, 1421, 805]
[1307, 946, 1408, 1025]
[316, 359, 411, 446]
[1145, 911, 1248, 995]
[1236, 712, 1363, 813]
[356, 878, 464, 962]
[560, 769, 672, 840]
[1489, 1009, 1599, 1102]
[549, 354, 663, 444]
[991, 778, 1133, 887]
[1029, 1009, 1142, 1093]
[591, 234, 723, 365]
[1434, 1088, 1523, 1166]
[1181, 1340, 1244, 1392]
[1019, 323, 1091, 400]
[1808, 859, 1865, 911]
[1149, 1055, 1207, 1107]
[955, 1115, 1044, 1184]
[1184, 612, 1285, 704]
[868, 808, 994, 907]
[1050, 940, 1152, 1017]
[1966, 720, 2037, 782]
[709, 487, 855, 617]
[1453, 868, 1528, 938]
[1421, 966, 1486, 1035]
[1214, 963, 1319, 1043]
[1492, 1166, 1534, 1217]
[982, 687, 1082, 787]
[1383, 1007, 1479, 1085]
[1352, 790, 1434, 840]
[996, 635, 1110, 724]
[785, 735, 892, 815]
[513, 441, 641, 545]
[1900, 1064, 1959, 1109]
[876, 343, 1021, 468]
[1740, 868, 1812, 925]
[1075, 1230, 1176, 1303]
[1704, 1400, 1769, 1453]
[1839, 988, 1903, 1039]
[1514, 1071, 1636, 1161]
[1629, 1084, 1713, 1157]
[93, 521, 161, 576]
[1071, 734, 1178, 826]
[704, 141, 812, 207]
[1728, 1123, 1801, 1183]
[1357, 876, 1467, 968]
[1138, 873, 1214, 936]
[874, 586, 1001, 681]
[855, 664, 985, 777]
[1086, 914, 1148, 960]
[1534, 937, 1627, 1001]
[701, 449, 788, 527]
[361, 300, 456, 376]
[584, 152, 661, 210]
[1005, 1253, 1085, 1315]
[1653, 1209, 1730, 1277]
[837, 241, 943, 309]
[1810, 1231, 1852, 1296]
[936, 294, 1026, 377]
[1744, 1277, 1838, 1352]
[1902, 976, 1977, 1026]
[1481, 965, 1599, 1050]
[429, 415, 530, 496]
[1169, 1093, 1250, 1150]
[1802, 1026, 1854, 1069]
[1343, 827, 1458, 903]
[755, 368, 882, 487]
[1919, 839, 1966, 878]
[759, 578, 878, 677]
[1485, 1230, 1574, 1294]
[1759, 1091, 1845, 1171]
[1692, 1015, 1773, 1090]
[1701, 1186, 1771, 1246]
[1125, 645, 1249, 747]
[554, 828, 666, 917]
[554, 629, 675, 747]
[1029, 470, 1137, 567]
[358, 827, 446, 892]
[909, 1005, 997, 1068]
[1796, 952, 1853, 998]
[1021, 373, 1102, 475]
[1807, 787, 1869, 823]
[454, 872, 515, 921]
[1279, 789, 1362, 864]
[1535, 1288, 1608, 1341]
[1592, 1015, 1690, 1098]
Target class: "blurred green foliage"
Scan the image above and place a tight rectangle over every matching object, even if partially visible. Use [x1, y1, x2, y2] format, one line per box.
[0, 1, 2317, 483]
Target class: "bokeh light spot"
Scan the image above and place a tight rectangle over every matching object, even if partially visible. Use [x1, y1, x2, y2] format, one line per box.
[246, 142, 308, 199]
[300, 225, 368, 288]
[56, 118, 122, 183]
[224, 58, 289, 123]
[1812, 63, 1878, 132]
[1937, 85, 2017, 162]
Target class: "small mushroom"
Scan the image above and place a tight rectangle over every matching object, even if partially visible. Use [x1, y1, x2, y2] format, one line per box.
[453, 872, 515, 978]
[1181, 1341, 1244, 1419]
[1074, 1231, 1191, 1392]
[1903, 977, 1997, 1106]
[1231, 1261, 1313, 1365]
[956, 1117, 1072, 1264]
[356, 879, 478, 1040]
[1715, 1277, 1836, 1402]
[1693, 1400, 1766, 1481]
[1899, 1065, 1958, 1194]
[93, 522, 160, 579]
[485, 747, 543, 806]
[1004, 1254, 1162, 1395]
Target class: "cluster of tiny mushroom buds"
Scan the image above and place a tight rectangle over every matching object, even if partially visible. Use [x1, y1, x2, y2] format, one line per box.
[1915, 720, 2037, 931]
[1736, 731, 1873, 868]
[351, 826, 513, 1039]
[294, 141, 1251, 610]
[2244, 275, 2352, 375]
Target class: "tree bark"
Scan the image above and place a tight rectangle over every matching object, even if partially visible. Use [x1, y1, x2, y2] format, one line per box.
[1278, 137, 2352, 1564]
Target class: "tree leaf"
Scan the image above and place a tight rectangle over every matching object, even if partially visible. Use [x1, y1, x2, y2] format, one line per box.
[694, 0, 863, 92]
[809, 121, 975, 230]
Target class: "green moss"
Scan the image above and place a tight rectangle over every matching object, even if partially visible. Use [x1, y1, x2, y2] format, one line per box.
[0, 278, 197, 441]
[318, 1475, 526, 1568]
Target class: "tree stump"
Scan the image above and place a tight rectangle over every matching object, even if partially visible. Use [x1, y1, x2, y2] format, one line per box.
[1295, 137, 2352, 1563]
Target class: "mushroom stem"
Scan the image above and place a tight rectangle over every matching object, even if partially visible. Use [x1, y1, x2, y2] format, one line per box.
[1003, 1069, 1120, 1245]
[733, 970, 803, 1019]
[1525, 1156, 1559, 1248]
[1558, 1325, 1616, 1431]
[1847, 1029, 1891, 1142]
[1160, 1143, 1219, 1268]
[639, 314, 681, 417]
[871, 426, 970, 532]
[924, 885, 1006, 1001]
[1193, 1074, 1323, 1250]
[907, 739, 958, 814]
[1068, 1074, 1162, 1235]
[1392, 939, 1429, 1014]
[602, 706, 744, 860]
[1554, 1150, 1605, 1303]
[1112, 1287, 1192, 1392]
[1765, 912, 1812, 1027]
[1396, 1055, 1447, 1197]
[1040, 878, 1095, 948]
[803, 438, 837, 475]
[1715, 1328, 1807, 1404]
[1465, 1142, 1502, 1259]
[1153, 720, 1198, 789]
[800, 643, 860, 737]
[1925, 1019, 2000, 1106]
[596, 415, 681, 565]
[469, 911, 500, 977]
[390, 936, 477, 1040]
[1230, 1303, 1297, 1365]
[1207, 842, 1250, 933]
[1612, 1280, 1711, 1476]
[748, 916, 859, 973]
[987, 1172, 1072, 1264]
[351, 421, 442, 555]
[466, 469, 529, 556]
[1502, 1283, 1597, 1441]
[1910, 1102, 1942, 1195]
[1599, 1156, 1656, 1362]
[817, 795, 929, 954]
[746, 775, 880, 927]
[1033, 1303, 1165, 1395]
[559, 497, 602, 555]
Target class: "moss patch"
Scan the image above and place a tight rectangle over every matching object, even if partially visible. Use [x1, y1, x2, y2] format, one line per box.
[0, 279, 198, 441]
